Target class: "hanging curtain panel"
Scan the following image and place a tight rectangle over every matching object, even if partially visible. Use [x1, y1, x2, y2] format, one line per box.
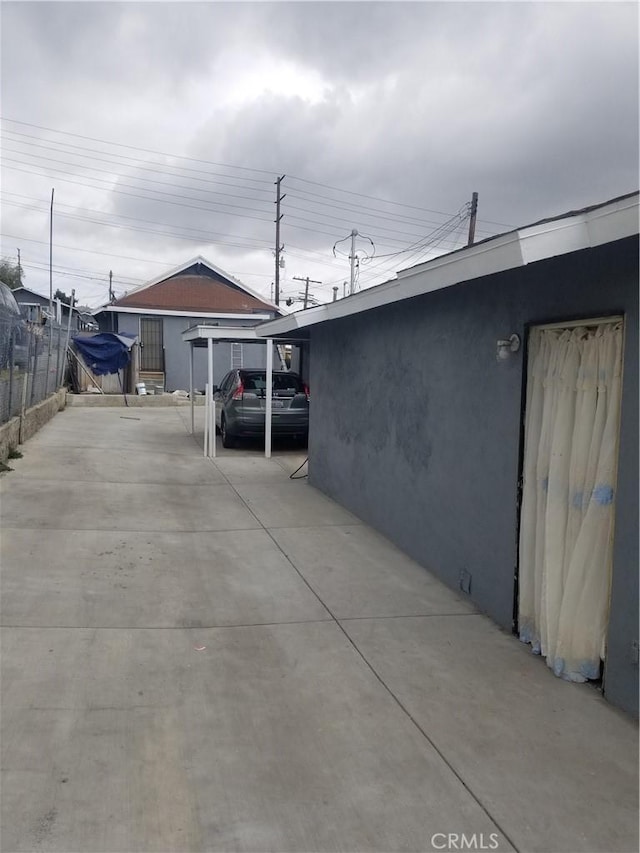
[518, 320, 624, 682]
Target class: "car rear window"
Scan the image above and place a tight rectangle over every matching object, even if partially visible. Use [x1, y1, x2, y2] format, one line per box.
[241, 372, 304, 393]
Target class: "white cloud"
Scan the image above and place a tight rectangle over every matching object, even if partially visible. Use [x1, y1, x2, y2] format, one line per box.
[1, 1, 637, 306]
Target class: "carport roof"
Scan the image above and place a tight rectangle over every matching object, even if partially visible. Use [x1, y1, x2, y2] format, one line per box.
[255, 191, 639, 341]
[182, 325, 267, 346]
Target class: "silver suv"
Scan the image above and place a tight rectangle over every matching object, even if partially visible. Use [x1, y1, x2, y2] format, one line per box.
[213, 369, 309, 448]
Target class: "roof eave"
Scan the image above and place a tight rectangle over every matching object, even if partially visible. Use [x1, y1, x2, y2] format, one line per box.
[256, 192, 638, 338]
[96, 305, 274, 320]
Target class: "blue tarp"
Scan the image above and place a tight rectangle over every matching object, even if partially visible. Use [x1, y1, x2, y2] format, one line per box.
[72, 332, 136, 376]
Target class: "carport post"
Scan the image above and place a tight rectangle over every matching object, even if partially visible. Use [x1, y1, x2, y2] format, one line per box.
[189, 342, 194, 434]
[265, 339, 273, 459]
[208, 337, 216, 458]
[203, 383, 209, 457]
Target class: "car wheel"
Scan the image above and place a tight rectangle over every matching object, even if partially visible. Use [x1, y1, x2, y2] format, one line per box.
[221, 415, 235, 448]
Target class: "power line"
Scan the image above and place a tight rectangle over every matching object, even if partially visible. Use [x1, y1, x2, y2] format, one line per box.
[353, 210, 470, 285]
[2, 158, 275, 220]
[1, 130, 274, 189]
[286, 190, 457, 230]
[0, 232, 187, 266]
[1, 118, 513, 230]
[4, 159, 451, 249]
[5, 132, 507, 245]
[2, 199, 275, 254]
[18, 260, 141, 286]
[1, 117, 276, 178]
[2, 165, 348, 241]
[362, 207, 469, 261]
[284, 200, 435, 240]
[1, 147, 274, 207]
[285, 174, 515, 228]
[2, 164, 281, 229]
[0, 191, 274, 247]
[2, 173, 347, 251]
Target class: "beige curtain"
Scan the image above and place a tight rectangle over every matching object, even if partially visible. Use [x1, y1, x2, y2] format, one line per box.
[518, 321, 623, 681]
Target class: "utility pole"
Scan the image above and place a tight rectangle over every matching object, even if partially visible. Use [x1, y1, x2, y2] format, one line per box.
[349, 229, 358, 295]
[274, 175, 286, 306]
[17, 248, 21, 283]
[467, 191, 478, 247]
[49, 188, 54, 318]
[293, 275, 322, 309]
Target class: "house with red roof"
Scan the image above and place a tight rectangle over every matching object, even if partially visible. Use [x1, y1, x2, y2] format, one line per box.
[93, 257, 283, 392]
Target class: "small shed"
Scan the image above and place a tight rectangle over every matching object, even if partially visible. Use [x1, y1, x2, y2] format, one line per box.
[70, 332, 138, 394]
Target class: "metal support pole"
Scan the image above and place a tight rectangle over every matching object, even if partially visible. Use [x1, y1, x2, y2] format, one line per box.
[189, 343, 194, 434]
[20, 332, 32, 440]
[49, 188, 54, 319]
[208, 338, 215, 458]
[54, 326, 62, 390]
[29, 335, 38, 406]
[61, 289, 75, 388]
[45, 326, 52, 397]
[7, 328, 14, 417]
[265, 339, 273, 459]
[204, 382, 209, 457]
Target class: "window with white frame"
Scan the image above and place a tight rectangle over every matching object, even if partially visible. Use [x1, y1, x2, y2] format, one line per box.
[231, 342, 243, 369]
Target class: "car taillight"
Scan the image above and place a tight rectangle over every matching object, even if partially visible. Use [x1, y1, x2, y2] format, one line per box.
[232, 381, 244, 400]
[303, 384, 310, 401]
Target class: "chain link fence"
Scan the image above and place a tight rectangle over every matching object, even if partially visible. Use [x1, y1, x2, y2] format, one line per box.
[0, 313, 69, 426]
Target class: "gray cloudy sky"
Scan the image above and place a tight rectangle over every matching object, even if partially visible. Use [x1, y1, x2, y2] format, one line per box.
[1, 1, 638, 309]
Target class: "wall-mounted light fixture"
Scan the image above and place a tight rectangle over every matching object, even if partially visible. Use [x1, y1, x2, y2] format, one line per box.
[496, 333, 521, 361]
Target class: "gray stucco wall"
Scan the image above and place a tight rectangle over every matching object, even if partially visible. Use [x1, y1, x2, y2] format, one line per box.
[308, 236, 638, 716]
[114, 314, 277, 391]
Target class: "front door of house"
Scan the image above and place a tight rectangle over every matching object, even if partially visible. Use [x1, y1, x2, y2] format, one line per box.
[140, 318, 164, 372]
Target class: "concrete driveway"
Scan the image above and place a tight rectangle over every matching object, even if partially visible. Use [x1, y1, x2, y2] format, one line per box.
[1, 406, 637, 853]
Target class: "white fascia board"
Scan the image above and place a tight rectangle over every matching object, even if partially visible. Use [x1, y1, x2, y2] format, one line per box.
[256, 233, 524, 338]
[518, 197, 639, 265]
[256, 305, 327, 338]
[257, 194, 639, 337]
[518, 217, 591, 266]
[586, 196, 639, 247]
[102, 306, 272, 320]
[182, 325, 263, 343]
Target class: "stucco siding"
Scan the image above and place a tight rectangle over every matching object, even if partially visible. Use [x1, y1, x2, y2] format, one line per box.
[308, 236, 638, 715]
